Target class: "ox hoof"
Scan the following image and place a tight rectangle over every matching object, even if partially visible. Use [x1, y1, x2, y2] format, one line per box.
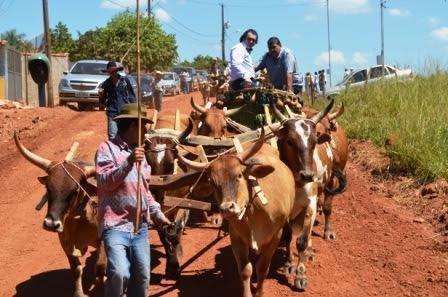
[324, 230, 337, 241]
[294, 276, 308, 291]
[306, 248, 317, 262]
[282, 263, 296, 275]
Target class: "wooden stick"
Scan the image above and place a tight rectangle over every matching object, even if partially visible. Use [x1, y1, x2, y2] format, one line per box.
[175, 109, 180, 130]
[263, 105, 277, 149]
[135, 0, 143, 234]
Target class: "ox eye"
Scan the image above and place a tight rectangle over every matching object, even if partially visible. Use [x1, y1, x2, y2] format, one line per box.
[238, 173, 243, 179]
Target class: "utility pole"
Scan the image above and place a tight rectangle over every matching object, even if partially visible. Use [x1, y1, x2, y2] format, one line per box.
[326, 0, 332, 87]
[148, 0, 151, 16]
[42, 0, 54, 107]
[380, 0, 385, 78]
[221, 2, 225, 62]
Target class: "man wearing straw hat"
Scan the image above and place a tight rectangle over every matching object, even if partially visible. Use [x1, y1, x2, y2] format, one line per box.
[95, 103, 171, 297]
[99, 61, 137, 140]
[151, 70, 164, 112]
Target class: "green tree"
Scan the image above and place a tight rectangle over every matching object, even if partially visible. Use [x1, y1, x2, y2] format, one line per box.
[69, 11, 178, 71]
[179, 55, 223, 71]
[0, 29, 31, 50]
[50, 22, 74, 53]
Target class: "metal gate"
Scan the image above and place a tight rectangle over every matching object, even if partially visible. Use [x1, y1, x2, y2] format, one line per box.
[6, 47, 22, 101]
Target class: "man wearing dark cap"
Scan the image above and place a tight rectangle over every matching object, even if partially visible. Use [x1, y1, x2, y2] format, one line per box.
[95, 103, 171, 297]
[99, 61, 136, 140]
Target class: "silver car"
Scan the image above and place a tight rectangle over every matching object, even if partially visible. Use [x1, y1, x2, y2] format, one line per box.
[59, 60, 117, 110]
[326, 64, 413, 98]
[161, 72, 181, 96]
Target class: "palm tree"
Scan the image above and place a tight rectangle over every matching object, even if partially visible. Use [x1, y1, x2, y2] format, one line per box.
[1, 29, 31, 51]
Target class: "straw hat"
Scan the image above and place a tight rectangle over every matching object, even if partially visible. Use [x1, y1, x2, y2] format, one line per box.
[113, 103, 153, 123]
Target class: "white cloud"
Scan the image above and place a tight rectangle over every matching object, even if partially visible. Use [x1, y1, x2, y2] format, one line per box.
[429, 17, 440, 27]
[304, 14, 318, 22]
[315, 50, 345, 65]
[388, 8, 410, 17]
[352, 52, 368, 65]
[155, 8, 171, 22]
[431, 27, 448, 42]
[321, 0, 370, 14]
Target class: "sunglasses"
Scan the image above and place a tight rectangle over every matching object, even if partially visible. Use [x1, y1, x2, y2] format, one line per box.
[246, 37, 256, 42]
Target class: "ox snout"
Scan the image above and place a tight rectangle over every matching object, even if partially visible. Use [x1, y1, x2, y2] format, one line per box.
[43, 216, 64, 233]
[299, 170, 314, 183]
[219, 201, 241, 218]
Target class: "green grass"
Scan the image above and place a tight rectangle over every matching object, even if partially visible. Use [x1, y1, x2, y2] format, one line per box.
[316, 71, 448, 182]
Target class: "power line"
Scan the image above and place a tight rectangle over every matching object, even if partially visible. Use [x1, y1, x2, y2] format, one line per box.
[156, 3, 218, 37]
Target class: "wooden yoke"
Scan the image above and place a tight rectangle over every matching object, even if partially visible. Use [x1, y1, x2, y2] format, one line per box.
[149, 110, 158, 130]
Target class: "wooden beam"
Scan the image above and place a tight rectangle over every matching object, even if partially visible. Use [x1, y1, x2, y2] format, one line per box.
[164, 195, 213, 211]
[149, 110, 158, 130]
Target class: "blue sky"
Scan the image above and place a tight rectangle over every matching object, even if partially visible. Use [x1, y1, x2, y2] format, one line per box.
[1, 0, 447, 84]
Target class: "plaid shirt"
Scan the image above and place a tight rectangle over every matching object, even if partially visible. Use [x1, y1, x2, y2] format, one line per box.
[95, 135, 165, 235]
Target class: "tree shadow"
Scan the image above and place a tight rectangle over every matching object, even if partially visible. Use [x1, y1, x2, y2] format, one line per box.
[14, 250, 103, 297]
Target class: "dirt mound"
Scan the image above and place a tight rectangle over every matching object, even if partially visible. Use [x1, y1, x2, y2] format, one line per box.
[350, 139, 448, 247]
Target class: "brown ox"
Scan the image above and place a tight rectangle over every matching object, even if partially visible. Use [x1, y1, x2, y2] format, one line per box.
[296, 104, 348, 240]
[272, 100, 346, 243]
[190, 97, 245, 138]
[14, 133, 105, 297]
[178, 130, 313, 296]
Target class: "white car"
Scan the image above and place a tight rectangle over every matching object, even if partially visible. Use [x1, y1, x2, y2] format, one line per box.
[326, 65, 413, 98]
[161, 72, 181, 96]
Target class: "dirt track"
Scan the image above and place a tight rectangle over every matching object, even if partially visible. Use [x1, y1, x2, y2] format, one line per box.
[0, 92, 447, 297]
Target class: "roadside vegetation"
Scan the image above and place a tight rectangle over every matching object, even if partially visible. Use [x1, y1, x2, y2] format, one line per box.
[328, 70, 448, 182]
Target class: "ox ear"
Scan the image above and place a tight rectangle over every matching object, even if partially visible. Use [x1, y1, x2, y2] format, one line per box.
[317, 133, 331, 144]
[245, 159, 275, 178]
[38, 176, 48, 185]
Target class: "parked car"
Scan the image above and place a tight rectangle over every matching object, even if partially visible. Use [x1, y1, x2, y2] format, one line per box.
[326, 64, 413, 98]
[161, 72, 181, 96]
[196, 69, 208, 82]
[129, 74, 153, 101]
[171, 66, 197, 92]
[58, 59, 119, 110]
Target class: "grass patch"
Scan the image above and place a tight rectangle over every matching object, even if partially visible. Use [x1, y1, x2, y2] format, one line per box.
[315, 71, 448, 182]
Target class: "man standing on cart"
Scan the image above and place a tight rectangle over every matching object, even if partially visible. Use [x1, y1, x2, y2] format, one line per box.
[229, 29, 258, 91]
[255, 36, 301, 95]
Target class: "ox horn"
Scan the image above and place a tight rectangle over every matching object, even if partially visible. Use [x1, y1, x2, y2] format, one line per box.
[190, 97, 207, 114]
[310, 99, 334, 124]
[237, 128, 265, 162]
[271, 103, 288, 123]
[177, 118, 193, 143]
[224, 105, 246, 117]
[177, 153, 208, 171]
[83, 166, 96, 178]
[328, 103, 345, 121]
[14, 132, 52, 172]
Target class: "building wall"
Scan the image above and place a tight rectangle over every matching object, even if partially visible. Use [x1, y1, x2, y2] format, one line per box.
[22, 52, 69, 107]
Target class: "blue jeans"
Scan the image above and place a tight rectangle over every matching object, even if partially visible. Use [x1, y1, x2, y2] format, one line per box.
[103, 224, 150, 297]
[107, 116, 118, 140]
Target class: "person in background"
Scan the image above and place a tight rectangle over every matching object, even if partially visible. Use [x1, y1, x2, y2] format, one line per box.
[99, 61, 136, 140]
[254, 36, 301, 94]
[229, 28, 258, 90]
[95, 103, 171, 297]
[318, 70, 326, 95]
[180, 70, 190, 94]
[210, 57, 221, 76]
[313, 71, 319, 93]
[151, 70, 164, 112]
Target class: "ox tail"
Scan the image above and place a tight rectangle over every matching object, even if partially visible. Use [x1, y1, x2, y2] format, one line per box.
[325, 167, 347, 195]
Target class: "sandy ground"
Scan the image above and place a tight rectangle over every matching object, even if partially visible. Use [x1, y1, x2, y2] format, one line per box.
[0, 92, 447, 297]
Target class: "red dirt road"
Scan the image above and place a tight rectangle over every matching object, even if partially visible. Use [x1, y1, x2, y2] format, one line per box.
[0, 92, 447, 297]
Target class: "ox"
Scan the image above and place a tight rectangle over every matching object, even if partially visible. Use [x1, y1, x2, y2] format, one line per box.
[190, 97, 245, 138]
[272, 100, 347, 243]
[14, 133, 105, 297]
[178, 129, 314, 296]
